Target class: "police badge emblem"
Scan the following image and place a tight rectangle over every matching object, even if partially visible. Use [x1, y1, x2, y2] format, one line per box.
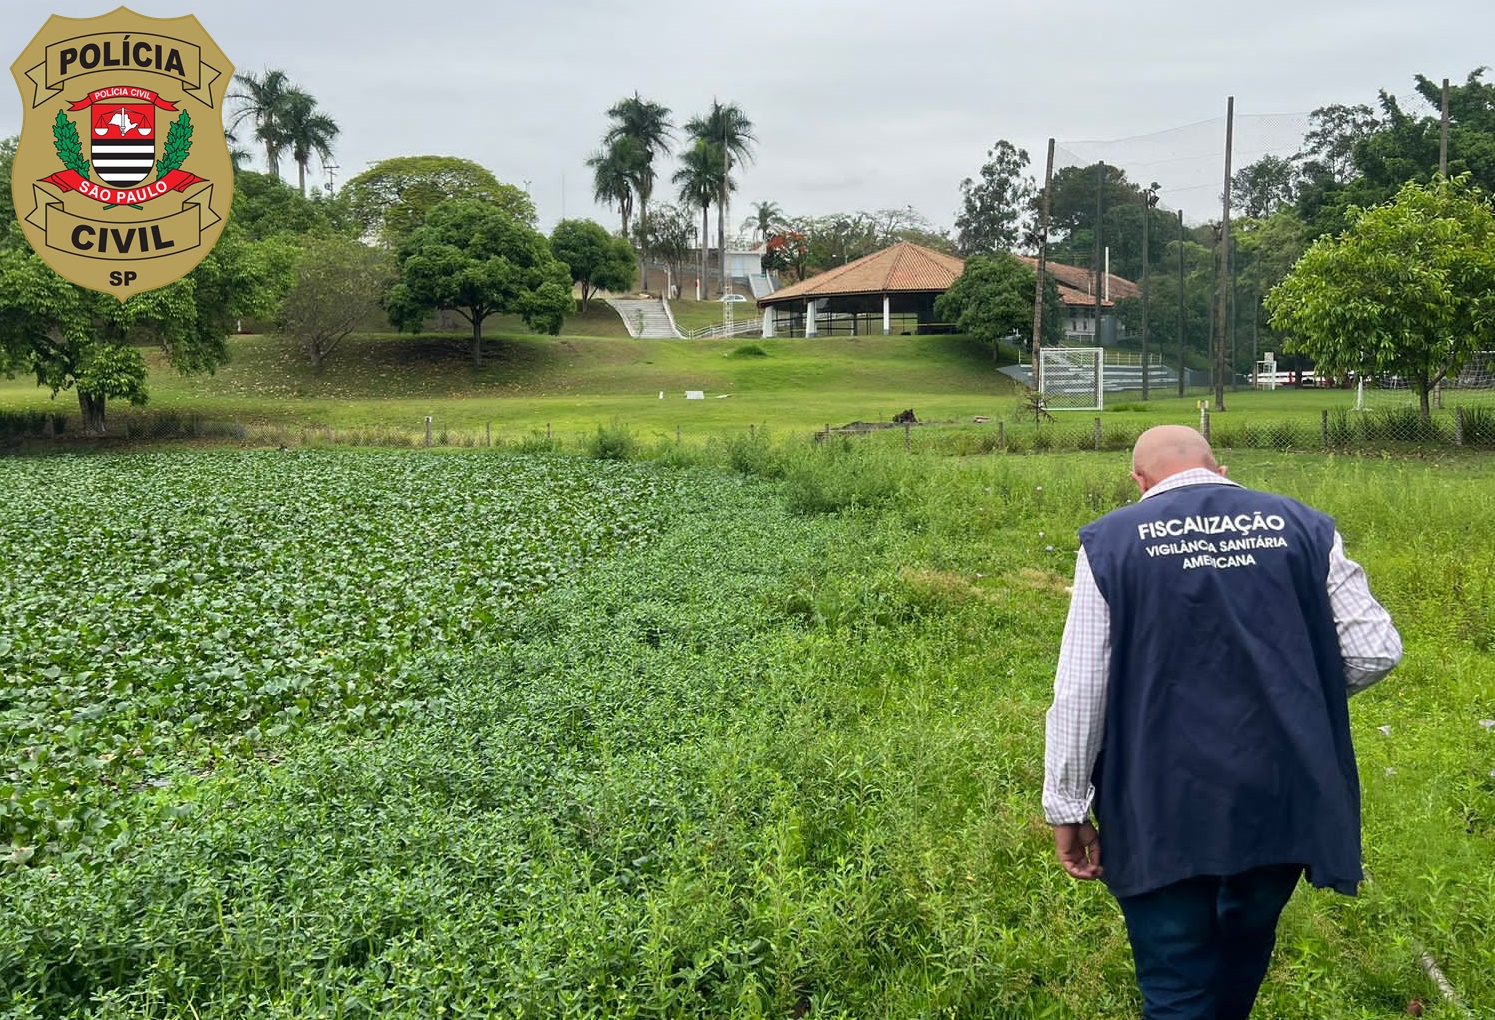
[10, 8, 234, 298]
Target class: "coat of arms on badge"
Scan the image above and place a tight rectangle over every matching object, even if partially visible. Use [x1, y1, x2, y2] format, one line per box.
[10, 8, 234, 298]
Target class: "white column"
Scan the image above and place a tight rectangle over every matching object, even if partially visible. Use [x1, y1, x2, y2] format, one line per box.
[761, 307, 775, 338]
[882, 294, 891, 335]
[805, 300, 818, 337]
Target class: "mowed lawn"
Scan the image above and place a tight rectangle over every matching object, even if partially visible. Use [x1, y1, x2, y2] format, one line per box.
[0, 327, 1027, 437]
[0, 311, 1462, 444]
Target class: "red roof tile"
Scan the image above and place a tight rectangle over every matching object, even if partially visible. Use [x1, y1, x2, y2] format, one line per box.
[763, 242, 966, 303]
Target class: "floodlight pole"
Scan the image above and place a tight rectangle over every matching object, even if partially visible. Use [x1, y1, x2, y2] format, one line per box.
[1031, 138, 1055, 391]
[1177, 209, 1186, 397]
[1141, 183, 1158, 400]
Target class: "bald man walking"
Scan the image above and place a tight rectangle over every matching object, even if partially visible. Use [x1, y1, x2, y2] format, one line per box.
[1043, 426, 1402, 1019]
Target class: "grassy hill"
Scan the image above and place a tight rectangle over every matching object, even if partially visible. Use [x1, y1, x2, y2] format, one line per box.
[0, 324, 1027, 438]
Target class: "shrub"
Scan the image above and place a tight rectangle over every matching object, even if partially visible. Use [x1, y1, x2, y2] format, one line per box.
[587, 421, 638, 461]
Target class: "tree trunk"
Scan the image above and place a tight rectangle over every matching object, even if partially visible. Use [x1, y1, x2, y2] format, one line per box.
[297, 159, 307, 196]
[717, 187, 728, 299]
[78, 390, 107, 436]
[700, 204, 710, 300]
[471, 315, 483, 369]
[637, 195, 649, 293]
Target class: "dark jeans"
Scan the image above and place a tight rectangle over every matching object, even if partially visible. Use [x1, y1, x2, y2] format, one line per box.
[1116, 864, 1304, 1020]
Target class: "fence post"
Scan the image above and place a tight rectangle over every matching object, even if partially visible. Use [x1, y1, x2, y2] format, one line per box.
[1094, 417, 1102, 450]
[1455, 406, 1465, 447]
[904, 419, 911, 452]
[676, 424, 681, 444]
[546, 422, 552, 440]
[425, 416, 432, 448]
[486, 422, 492, 447]
[1321, 409, 1330, 450]
[998, 421, 1006, 452]
[750, 423, 756, 441]
[1201, 410, 1211, 444]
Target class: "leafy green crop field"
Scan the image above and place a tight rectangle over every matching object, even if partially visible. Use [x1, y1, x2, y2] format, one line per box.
[1, 445, 1491, 1018]
[0, 451, 681, 861]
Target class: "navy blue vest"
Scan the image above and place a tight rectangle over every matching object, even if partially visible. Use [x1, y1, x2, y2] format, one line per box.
[1080, 481, 1362, 899]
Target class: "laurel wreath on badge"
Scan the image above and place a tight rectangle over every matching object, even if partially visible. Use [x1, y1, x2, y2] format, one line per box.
[155, 110, 193, 177]
[52, 110, 90, 175]
[49, 107, 194, 180]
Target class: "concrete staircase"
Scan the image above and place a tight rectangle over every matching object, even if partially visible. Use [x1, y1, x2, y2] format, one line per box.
[606, 298, 680, 339]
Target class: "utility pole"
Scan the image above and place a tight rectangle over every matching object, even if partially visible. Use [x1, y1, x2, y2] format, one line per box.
[1031, 139, 1055, 390]
[1141, 182, 1159, 400]
[1177, 209, 1186, 397]
[1215, 96, 1234, 412]
[1440, 77, 1450, 178]
[1093, 161, 1105, 347]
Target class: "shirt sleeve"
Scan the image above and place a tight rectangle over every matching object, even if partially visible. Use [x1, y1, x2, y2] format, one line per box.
[1043, 547, 1110, 825]
[1326, 531, 1403, 694]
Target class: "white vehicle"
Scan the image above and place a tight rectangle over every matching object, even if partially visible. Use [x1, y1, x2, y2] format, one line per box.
[720, 293, 748, 302]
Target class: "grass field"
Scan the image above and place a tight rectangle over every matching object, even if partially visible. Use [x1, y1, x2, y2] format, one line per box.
[1, 441, 1492, 1018]
[4, 326, 1487, 449]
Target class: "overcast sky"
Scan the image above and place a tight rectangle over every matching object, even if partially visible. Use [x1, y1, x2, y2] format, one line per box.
[6, 0, 1492, 235]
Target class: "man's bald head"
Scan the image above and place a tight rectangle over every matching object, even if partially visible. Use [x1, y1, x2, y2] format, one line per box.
[1131, 425, 1224, 493]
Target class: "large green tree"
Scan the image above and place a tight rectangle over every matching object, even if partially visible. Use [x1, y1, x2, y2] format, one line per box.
[1038, 162, 1160, 282]
[934, 254, 1061, 361]
[279, 237, 394, 369]
[954, 139, 1034, 255]
[385, 200, 572, 367]
[1232, 155, 1299, 218]
[343, 156, 535, 248]
[685, 102, 754, 296]
[550, 219, 635, 312]
[1266, 175, 1495, 417]
[231, 169, 348, 241]
[0, 228, 296, 433]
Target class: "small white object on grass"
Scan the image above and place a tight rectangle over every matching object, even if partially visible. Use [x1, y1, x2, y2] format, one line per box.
[685, 391, 705, 400]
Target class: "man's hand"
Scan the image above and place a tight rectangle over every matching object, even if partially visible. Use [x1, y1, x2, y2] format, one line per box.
[1053, 821, 1103, 880]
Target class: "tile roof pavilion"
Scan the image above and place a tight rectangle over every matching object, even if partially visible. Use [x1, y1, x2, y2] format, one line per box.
[759, 241, 966, 306]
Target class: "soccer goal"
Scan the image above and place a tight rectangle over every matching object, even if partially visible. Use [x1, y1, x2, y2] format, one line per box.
[1039, 346, 1104, 411]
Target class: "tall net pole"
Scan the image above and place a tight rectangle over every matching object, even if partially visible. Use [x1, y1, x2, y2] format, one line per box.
[1177, 209, 1186, 397]
[1141, 183, 1158, 400]
[1031, 139, 1055, 390]
[1215, 97, 1234, 412]
[1093, 161, 1105, 348]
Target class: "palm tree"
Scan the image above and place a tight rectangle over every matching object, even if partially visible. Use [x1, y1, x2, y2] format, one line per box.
[227, 68, 294, 180]
[685, 101, 755, 296]
[743, 200, 783, 242]
[604, 93, 673, 289]
[281, 90, 339, 196]
[588, 137, 643, 239]
[674, 140, 726, 299]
